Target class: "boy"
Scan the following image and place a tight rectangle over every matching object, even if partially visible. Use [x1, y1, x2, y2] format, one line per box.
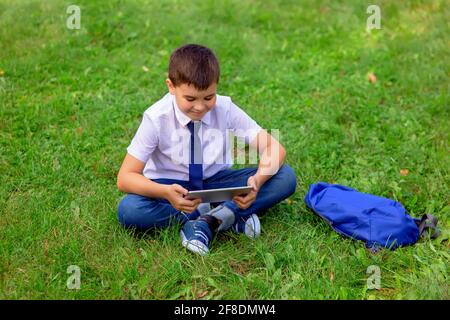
[117, 44, 296, 255]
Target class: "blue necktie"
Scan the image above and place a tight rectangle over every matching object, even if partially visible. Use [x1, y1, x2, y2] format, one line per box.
[187, 121, 203, 190]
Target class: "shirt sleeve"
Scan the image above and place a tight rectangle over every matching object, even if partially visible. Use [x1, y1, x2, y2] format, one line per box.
[126, 112, 158, 163]
[228, 99, 262, 144]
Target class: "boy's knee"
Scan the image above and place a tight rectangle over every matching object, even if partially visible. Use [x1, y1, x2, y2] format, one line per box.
[117, 194, 175, 230]
[277, 164, 297, 196]
[117, 194, 143, 227]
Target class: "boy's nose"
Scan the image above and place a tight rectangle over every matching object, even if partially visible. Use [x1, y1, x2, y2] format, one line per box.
[194, 104, 207, 112]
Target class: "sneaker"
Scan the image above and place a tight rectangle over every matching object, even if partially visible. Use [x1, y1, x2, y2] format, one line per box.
[180, 216, 217, 256]
[232, 214, 261, 239]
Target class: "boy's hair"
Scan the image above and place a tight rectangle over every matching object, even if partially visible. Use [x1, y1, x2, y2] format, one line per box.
[168, 44, 220, 90]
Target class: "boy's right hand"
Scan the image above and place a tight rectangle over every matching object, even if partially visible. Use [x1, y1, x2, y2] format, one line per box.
[165, 184, 202, 214]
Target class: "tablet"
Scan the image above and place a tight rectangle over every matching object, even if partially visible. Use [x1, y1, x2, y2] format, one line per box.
[185, 186, 253, 203]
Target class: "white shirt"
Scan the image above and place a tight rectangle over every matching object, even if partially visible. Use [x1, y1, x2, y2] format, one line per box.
[127, 93, 262, 181]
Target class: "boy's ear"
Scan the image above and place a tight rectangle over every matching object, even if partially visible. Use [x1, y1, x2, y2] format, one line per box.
[166, 78, 175, 94]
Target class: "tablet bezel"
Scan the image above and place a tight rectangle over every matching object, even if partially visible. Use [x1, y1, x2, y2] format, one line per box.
[185, 186, 253, 203]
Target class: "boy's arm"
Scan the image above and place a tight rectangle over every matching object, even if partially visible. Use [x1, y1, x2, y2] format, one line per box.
[250, 129, 286, 188]
[117, 153, 169, 198]
[227, 100, 285, 188]
[232, 129, 285, 210]
[117, 154, 202, 213]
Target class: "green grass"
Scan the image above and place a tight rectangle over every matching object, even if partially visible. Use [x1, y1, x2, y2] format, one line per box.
[0, 0, 449, 299]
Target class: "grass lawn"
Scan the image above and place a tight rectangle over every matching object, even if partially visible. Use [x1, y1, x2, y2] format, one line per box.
[0, 0, 448, 299]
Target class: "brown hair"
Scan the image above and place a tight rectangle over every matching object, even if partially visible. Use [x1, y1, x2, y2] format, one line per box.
[168, 44, 220, 90]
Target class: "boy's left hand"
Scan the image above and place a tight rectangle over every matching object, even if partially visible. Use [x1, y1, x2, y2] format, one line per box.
[232, 175, 259, 210]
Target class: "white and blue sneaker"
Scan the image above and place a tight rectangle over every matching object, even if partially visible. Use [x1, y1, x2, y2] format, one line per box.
[232, 214, 261, 239]
[180, 216, 218, 256]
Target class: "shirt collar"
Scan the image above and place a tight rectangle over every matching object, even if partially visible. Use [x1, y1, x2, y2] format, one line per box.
[172, 94, 212, 127]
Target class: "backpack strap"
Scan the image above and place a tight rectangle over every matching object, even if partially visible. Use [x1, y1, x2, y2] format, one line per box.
[416, 214, 440, 239]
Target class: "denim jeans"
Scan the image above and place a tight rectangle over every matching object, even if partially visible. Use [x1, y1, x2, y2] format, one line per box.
[117, 164, 297, 231]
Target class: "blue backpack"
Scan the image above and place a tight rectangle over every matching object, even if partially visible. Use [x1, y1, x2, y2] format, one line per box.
[304, 182, 440, 251]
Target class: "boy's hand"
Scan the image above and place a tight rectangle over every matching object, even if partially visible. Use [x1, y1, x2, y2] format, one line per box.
[165, 184, 202, 214]
[232, 175, 259, 210]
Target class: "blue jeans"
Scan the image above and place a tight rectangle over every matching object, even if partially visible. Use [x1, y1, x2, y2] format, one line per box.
[117, 164, 297, 231]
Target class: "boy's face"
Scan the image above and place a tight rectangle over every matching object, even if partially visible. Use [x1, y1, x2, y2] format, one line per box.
[166, 79, 217, 121]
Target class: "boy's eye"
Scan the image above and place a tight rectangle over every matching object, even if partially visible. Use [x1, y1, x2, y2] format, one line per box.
[186, 96, 213, 102]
